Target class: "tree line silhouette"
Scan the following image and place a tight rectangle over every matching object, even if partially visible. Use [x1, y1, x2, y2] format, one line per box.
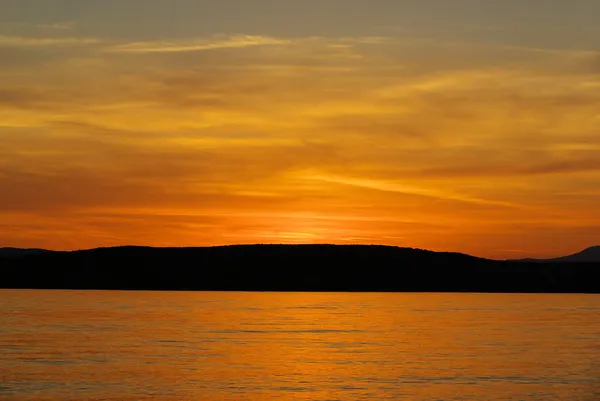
[1, 245, 599, 293]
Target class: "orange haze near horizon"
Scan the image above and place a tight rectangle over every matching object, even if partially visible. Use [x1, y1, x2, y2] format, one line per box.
[1, 1, 600, 259]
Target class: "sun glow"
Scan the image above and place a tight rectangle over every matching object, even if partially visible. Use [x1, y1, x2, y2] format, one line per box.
[1, 2, 600, 259]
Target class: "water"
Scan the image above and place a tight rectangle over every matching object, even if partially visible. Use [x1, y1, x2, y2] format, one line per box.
[1, 291, 599, 400]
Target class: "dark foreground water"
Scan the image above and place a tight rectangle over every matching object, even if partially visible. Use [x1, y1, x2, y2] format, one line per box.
[1, 291, 599, 400]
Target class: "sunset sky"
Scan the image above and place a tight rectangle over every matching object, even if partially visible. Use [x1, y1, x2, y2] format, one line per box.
[1, 0, 599, 259]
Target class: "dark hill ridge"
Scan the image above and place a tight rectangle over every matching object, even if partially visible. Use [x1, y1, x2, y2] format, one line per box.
[0, 247, 49, 259]
[509, 246, 600, 263]
[1, 244, 599, 293]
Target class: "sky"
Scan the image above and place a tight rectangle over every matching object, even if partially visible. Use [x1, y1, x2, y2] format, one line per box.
[1, 0, 599, 259]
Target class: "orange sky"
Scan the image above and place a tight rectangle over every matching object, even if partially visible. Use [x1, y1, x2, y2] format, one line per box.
[1, 1, 600, 259]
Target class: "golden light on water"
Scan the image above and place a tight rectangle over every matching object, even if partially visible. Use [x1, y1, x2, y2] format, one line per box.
[3, 290, 599, 399]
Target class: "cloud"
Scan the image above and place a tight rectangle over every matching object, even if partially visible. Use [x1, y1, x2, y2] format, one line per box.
[304, 173, 521, 208]
[0, 20, 75, 31]
[108, 35, 290, 53]
[0, 120, 350, 215]
[1, 31, 600, 255]
[416, 157, 600, 178]
[0, 35, 100, 47]
[36, 22, 75, 31]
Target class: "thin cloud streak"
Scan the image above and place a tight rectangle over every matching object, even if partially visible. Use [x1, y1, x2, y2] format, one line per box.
[108, 35, 290, 53]
[0, 35, 100, 47]
[306, 174, 522, 208]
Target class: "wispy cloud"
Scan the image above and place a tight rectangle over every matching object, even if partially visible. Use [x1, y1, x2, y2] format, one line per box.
[108, 35, 290, 53]
[1, 26, 599, 257]
[0, 35, 100, 47]
[0, 20, 74, 31]
[305, 174, 521, 208]
[36, 22, 75, 31]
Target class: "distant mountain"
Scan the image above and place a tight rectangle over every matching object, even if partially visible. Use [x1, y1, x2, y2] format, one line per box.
[1, 244, 599, 293]
[0, 247, 49, 259]
[510, 246, 600, 263]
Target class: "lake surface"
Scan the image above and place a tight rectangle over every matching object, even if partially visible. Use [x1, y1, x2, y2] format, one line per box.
[1, 291, 599, 400]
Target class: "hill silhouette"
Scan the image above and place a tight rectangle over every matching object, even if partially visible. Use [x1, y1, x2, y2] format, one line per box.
[0, 247, 49, 259]
[510, 246, 600, 264]
[1, 244, 599, 293]
[508, 246, 600, 263]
